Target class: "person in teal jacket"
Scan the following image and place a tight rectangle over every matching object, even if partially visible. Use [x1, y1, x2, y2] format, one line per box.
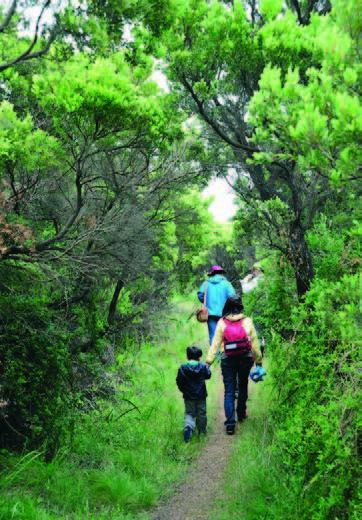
[197, 266, 236, 344]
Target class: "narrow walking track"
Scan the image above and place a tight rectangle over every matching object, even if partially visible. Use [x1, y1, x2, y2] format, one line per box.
[149, 372, 253, 520]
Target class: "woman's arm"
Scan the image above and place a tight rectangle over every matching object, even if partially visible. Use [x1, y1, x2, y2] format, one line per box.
[247, 319, 263, 365]
[206, 320, 225, 365]
[197, 281, 206, 303]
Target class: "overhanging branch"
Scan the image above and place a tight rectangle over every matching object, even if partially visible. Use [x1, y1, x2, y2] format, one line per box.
[180, 72, 259, 154]
[0, 1, 58, 73]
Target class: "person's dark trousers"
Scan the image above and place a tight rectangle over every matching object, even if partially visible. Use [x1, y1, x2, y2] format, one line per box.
[221, 356, 254, 427]
[207, 316, 220, 345]
[184, 399, 207, 433]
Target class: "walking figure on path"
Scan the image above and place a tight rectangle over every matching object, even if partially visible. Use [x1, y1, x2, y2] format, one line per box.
[176, 346, 212, 443]
[197, 265, 236, 345]
[205, 295, 263, 435]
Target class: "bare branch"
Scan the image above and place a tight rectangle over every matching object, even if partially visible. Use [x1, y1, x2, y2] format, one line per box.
[180, 72, 259, 154]
[35, 165, 83, 252]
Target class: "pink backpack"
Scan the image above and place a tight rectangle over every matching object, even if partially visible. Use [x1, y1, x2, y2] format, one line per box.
[223, 318, 252, 357]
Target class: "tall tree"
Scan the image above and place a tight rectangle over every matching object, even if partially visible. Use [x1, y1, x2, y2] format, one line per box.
[0, 2, 212, 450]
[0, 0, 178, 72]
[162, 0, 350, 299]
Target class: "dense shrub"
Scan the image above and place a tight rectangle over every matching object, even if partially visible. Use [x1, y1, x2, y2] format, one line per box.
[269, 274, 360, 519]
[0, 295, 72, 455]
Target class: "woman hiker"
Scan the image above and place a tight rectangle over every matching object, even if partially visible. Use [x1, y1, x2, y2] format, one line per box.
[205, 295, 263, 435]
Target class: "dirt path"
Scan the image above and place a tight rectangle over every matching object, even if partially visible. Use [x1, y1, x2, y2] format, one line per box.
[149, 372, 247, 520]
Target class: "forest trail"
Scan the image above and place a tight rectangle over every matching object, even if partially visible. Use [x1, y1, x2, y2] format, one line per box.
[148, 371, 253, 520]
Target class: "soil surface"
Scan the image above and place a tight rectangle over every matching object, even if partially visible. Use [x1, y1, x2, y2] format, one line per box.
[149, 372, 248, 520]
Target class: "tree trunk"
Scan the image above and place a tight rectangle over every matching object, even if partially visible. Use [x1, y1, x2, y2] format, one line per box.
[287, 223, 314, 300]
[107, 279, 124, 325]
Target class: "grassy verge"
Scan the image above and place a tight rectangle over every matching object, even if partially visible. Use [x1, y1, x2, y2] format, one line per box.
[209, 359, 298, 520]
[0, 297, 218, 520]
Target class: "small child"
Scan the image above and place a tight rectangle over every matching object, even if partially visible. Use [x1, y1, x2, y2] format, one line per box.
[176, 346, 212, 442]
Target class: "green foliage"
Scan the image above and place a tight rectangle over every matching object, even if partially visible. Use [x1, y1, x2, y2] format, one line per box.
[239, 211, 360, 519]
[0, 0, 218, 454]
[238, 186, 360, 518]
[260, 0, 284, 21]
[0, 2, 360, 519]
[165, 0, 265, 98]
[242, 252, 298, 345]
[0, 266, 113, 455]
[0, 292, 71, 454]
[249, 0, 361, 186]
[172, 189, 215, 291]
[308, 212, 361, 282]
[267, 273, 360, 519]
[33, 55, 167, 147]
[0, 101, 61, 173]
[0, 299, 216, 519]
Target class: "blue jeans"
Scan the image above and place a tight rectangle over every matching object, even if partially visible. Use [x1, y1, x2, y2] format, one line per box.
[207, 316, 220, 345]
[221, 356, 254, 427]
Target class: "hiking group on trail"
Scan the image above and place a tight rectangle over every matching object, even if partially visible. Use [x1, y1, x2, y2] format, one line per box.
[176, 265, 264, 442]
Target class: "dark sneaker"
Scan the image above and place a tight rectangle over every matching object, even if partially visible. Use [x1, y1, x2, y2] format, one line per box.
[184, 426, 192, 442]
[237, 410, 249, 423]
[226, 425, 235, 435]
[198, 428, 207, 434]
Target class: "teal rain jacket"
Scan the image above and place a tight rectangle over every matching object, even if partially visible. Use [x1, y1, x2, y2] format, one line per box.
[197, 275, 236, 317]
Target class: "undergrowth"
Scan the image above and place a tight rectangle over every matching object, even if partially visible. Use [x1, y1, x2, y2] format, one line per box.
[212, 254, 360, 520]
[0, 296, 216, 519]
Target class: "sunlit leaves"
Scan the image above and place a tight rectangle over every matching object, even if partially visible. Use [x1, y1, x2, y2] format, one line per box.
[249, 1, 361, 186]
[32, 55, 167, 147]
[259, 0, 284, 21]
[0, 101, 61, 173]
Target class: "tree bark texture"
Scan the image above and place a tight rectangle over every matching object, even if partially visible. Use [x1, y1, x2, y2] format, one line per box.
[287, 222, 314, 299]
[107, 279, 124, 325]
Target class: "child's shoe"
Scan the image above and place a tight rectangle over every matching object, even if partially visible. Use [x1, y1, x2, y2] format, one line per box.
[198, 427, 207, 435]
[226, 425, 235, 435]
[184, 426, 192, 442]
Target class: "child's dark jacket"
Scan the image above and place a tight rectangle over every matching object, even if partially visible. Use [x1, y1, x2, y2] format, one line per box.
[176, 361, 211, 400]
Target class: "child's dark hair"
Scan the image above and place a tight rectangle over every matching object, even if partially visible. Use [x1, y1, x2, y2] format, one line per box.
[187, 346, 202, 360]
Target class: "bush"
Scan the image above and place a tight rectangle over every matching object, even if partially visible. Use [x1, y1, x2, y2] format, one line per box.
[269, 274, 360, 519]
[0, 295, 72, 456]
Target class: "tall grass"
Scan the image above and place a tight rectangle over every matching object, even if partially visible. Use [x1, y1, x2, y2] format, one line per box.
[0, 296, 216, 520]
